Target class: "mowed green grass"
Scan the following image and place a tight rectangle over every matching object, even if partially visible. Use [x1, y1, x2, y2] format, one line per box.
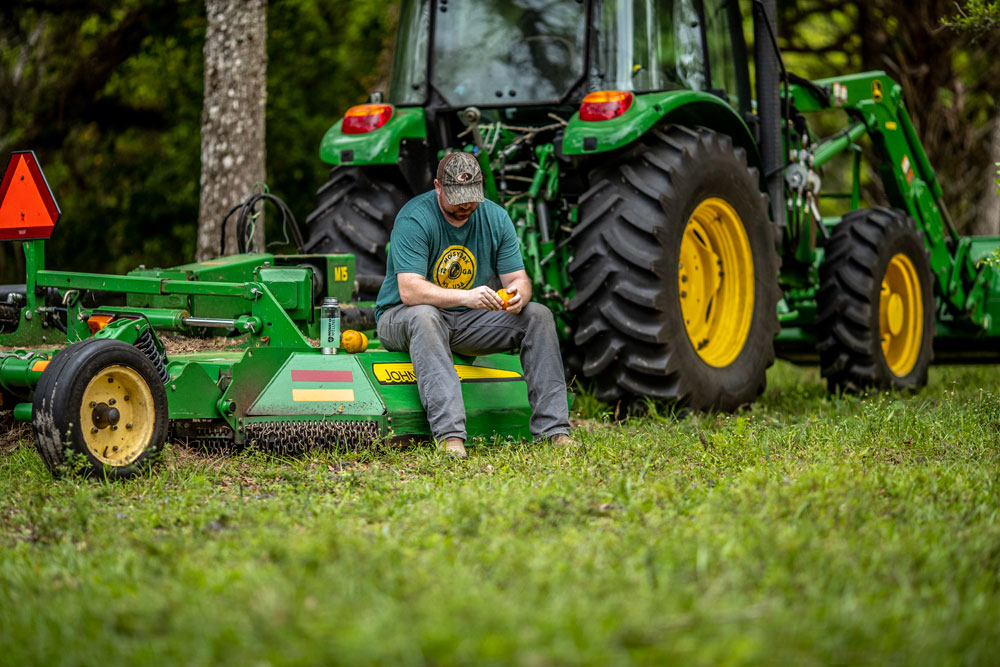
[1, 362, 998, 666]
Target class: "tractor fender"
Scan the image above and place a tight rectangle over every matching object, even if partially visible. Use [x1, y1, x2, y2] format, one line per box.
[318, 106, 428, 168]
[562, 90, 762, 173]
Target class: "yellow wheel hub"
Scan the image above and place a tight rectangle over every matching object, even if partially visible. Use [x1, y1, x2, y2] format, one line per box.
[678, 198, 754, 367]
[880, 253, 923, 377]
[79, 365, 155, 466]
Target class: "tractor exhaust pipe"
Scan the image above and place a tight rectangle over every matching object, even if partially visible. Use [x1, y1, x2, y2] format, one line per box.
[753, 0, 786, 229]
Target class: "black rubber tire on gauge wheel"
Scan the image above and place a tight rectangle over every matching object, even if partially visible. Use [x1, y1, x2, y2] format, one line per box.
[817, 207, 935, 393]
[32, 338, 169, 478]
[302, 166, 410, 279]
[568, 126, 781, 411]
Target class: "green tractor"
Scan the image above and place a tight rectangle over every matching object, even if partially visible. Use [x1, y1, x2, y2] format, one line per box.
[1, 0, 998, 480]
[304, 0, 1000, 411]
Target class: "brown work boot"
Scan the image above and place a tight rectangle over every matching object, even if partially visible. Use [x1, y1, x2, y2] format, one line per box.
[549, 433, 577, 447]
[441, 437, 467, 458]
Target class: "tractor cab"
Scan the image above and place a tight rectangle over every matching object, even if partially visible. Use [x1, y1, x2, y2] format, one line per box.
[389, 0, 749, 117]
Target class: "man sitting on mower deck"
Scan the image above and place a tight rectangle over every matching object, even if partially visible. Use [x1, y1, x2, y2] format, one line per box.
[375, 152, 572, 457]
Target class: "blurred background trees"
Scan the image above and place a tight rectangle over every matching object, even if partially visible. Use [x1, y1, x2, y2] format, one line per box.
[778, 0, 1000, 234]
[0, 1, 996, 281]
[0, 0, 394, 280]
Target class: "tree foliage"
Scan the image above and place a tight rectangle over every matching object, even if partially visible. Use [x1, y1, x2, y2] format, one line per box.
[945, 0, 1000, 32]
[0, 0, 393, 281]
[777, 0, 1000, 233]
[0, 0, 202, 281]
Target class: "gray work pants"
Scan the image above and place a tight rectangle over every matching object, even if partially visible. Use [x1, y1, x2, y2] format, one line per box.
[377, 302, 571, 441]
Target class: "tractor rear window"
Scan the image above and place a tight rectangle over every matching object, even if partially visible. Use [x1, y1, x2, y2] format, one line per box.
[430, 0, 587, 107]
[389, 0, 431, 105]
[590, 0, 705, 93]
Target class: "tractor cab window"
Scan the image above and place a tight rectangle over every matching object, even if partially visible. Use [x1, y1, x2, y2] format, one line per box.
[703, 0, 739, 106]
[389, 0, 431, 105]
[429, 0, 587, 107]
[590, 0, 706, 93]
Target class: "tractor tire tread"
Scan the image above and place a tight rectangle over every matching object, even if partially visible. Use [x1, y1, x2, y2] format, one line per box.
[816, 207, 935, 393]
[32, 338, 168, 478]
[303, 166, 409, 280]
[568, 126, 780, 410]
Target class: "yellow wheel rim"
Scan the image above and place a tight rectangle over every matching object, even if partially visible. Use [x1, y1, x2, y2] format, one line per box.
[78, 365, 155, 466]
[880, 253, 923, 377]
[679, 198, 755, 367]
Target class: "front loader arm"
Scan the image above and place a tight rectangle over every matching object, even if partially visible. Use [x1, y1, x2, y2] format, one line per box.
[790, 71, 996, 330]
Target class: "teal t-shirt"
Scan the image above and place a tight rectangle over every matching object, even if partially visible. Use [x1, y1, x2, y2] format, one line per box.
[375, 190, 524, 322]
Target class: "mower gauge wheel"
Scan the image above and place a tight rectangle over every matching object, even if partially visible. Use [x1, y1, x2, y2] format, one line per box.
[32, 338, 168, 478]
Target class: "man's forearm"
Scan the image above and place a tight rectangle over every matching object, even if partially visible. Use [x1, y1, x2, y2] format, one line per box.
[508, 274, 532, 303]
[399, 276, 470, 309]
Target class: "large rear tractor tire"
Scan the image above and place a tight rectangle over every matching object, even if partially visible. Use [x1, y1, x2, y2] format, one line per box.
[302, 166, 409, 278]
[32, 338, 169, 478]
[817, 207, 934, 393]
[569, 126, 780, 411]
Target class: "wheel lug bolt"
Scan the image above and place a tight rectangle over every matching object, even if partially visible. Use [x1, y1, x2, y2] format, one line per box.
[108, 398, 116, 405]
[111, 425, 118, 431]
[91, 427, 99, 434]
[113, 446, 119, 452]
[680, 291, 687, 298]
[90, 401, 97, 408]
[124, 396, 130, 401]
[126, 424, 133, 429]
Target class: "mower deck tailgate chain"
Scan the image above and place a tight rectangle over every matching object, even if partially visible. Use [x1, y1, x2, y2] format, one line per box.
[243, 418, 380, 454]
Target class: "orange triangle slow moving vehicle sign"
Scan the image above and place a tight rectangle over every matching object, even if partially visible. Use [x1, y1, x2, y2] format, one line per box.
[0, 151, 60, 240]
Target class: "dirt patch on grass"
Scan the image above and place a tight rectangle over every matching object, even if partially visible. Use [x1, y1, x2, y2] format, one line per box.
[0, 416, 31, 454]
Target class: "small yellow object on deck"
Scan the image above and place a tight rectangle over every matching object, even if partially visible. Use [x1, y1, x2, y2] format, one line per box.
[341, 329, 369, 354]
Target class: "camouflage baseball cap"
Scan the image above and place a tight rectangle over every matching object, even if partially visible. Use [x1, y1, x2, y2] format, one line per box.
[436, 152, 484, 205]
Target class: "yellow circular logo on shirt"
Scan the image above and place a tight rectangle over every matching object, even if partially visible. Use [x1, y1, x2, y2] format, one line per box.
[433, 245, 477, 289]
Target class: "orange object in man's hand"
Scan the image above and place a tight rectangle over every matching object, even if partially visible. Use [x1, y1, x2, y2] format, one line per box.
[497, 288, 513, 309]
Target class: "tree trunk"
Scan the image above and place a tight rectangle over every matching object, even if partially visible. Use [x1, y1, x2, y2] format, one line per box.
[972, 116, 1000, 236]
[197, 0, 267, 260]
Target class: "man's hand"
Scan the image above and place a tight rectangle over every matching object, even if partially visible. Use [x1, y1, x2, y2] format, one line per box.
[503, 284, 527, 314]
[465, 285, 505, 310]
[499, 270, 532, 314]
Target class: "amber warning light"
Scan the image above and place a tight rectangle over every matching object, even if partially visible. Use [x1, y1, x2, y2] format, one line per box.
[579, 91, 634, 122]
[0, 151, 60, 241]
[341, 104, 394, 135]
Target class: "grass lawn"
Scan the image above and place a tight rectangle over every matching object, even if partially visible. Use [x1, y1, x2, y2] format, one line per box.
[1, 361, 998, 665]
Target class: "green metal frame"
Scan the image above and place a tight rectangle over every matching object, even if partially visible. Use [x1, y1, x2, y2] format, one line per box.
[785, 70, 1000, 335]
[0, 233, 538, 445]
